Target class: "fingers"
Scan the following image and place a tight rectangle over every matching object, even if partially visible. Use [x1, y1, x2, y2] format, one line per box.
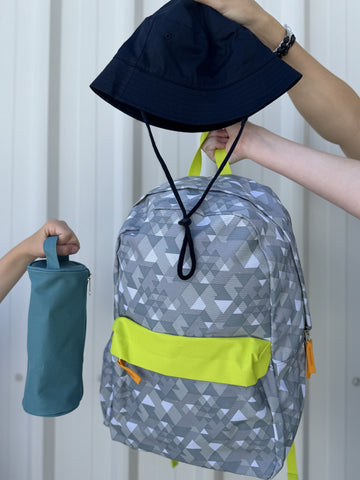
[56, 243, 80, 256]
[201, 121, 254, 165]
[202, 130, 229, 161]
[43, 219, 80, 255]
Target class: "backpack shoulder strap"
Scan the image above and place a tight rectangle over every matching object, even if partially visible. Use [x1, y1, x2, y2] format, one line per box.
[188, 131, 232, 176]
[287, 442, 299, 480]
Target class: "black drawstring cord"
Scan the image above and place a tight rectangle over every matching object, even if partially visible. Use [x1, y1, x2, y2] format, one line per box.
[177, 118, 248, 280]
[142, 112, 196, 280]
[177, 216, 196, 280]
[142, 112, 248, 280]
[142, 112, 187, 218]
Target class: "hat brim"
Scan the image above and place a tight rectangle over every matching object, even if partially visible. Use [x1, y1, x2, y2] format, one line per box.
[90, 55, 301, 132]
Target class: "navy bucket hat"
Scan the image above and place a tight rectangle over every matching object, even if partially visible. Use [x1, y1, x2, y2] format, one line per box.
[90, 0, 301, 132]
[90, 0, 302, 280]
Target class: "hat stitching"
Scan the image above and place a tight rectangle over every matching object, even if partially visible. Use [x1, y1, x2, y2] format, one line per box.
[115, 55, 279, 93]
[116, 18, 156, 100]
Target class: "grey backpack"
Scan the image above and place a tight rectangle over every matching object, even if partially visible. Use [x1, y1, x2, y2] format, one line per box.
[100, 137, 314, 479]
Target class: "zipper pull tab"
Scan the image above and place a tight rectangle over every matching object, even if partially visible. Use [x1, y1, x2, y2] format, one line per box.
[88, 274, 92, 296]
[117, 359, 142, 384]
[305, 329, 316, 379]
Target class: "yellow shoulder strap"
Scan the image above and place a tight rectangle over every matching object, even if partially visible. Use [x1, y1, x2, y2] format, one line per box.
[188, 131, 232, 176]
[286, 442, 299, 480]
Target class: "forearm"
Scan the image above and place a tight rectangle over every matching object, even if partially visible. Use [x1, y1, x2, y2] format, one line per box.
[246, 125, 360, 218]
[0, 242, 36, 303]
[247, 9, 360, 159]
[0, 220, 80, 302]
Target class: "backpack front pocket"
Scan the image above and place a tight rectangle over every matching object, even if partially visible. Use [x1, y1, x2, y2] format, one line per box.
[110, 316, 271, 387]
[106, 316, 281, 477]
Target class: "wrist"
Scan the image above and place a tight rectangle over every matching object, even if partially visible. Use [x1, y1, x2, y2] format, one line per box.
[244, 124, 284, 171]
[17, 235, 43, 263]
[229, 2, 262, 29]
[241, 123, 265, 161]
[246, 10, 285, 52]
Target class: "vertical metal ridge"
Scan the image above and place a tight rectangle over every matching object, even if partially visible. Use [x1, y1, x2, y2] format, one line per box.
[43, 2, 62, 478]
[132, 0, 144, 203]
[46, 0, 62, 220]
[129, 448, 139, 480]
[302, 4, 313, 478]
[43, 418, 56, 480]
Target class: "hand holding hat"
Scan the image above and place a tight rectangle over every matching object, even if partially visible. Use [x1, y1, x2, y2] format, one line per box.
[193, 0, 264, 28]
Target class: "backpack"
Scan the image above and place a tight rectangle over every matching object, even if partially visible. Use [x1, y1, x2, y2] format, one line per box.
[100, 135, 315, 480]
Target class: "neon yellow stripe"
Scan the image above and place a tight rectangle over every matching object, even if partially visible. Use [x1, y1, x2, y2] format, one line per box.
[188, 132, 232, 176]
[286, 443, 299, 480]
[110, 317, 271, 387]
[215, 148, 232, 174]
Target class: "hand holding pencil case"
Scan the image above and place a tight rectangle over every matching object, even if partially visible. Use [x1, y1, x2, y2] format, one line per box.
[22, 235, 90, 416]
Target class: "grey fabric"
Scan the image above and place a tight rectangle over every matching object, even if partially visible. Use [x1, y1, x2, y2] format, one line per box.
[100, 175, 311, 479]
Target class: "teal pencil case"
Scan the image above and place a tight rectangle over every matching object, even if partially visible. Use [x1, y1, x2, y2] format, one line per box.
[23, 235, 90, 417]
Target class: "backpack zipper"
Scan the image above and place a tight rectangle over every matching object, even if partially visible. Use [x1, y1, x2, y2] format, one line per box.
[304, 328, 316, 378]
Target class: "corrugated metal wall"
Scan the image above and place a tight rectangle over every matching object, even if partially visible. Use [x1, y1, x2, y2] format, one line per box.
[0, 1, 359, 479]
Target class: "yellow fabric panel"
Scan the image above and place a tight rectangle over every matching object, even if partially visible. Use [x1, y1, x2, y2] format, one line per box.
[110, 316, 271, 387]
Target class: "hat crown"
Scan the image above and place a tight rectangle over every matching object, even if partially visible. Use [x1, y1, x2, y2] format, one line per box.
[90, 0, 301, 132]
[117, 0, 273, 90]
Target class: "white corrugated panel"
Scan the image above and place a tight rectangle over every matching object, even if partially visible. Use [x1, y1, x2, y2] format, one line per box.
[0, 0, 51, 479]
[1, 0, 360, 479]
[305, 1, 360, 480]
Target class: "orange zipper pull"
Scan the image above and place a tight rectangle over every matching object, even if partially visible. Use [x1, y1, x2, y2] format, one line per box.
[117, 359, 142, 384]
[305, 330, 316, 379]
